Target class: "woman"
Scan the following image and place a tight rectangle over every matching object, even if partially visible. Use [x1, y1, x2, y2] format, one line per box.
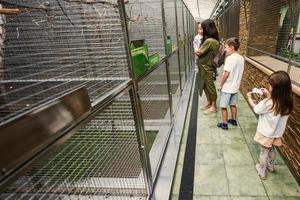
[195, 19, 220, 114]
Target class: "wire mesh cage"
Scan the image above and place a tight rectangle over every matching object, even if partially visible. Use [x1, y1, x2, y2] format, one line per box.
[247, 0, 300, 85]
[125, 0, 165, 58]
[0, 88, 148, 199]
[217, 0, 240, 40]
[137, 62, 172, 176]
[248, 0, 300, 84]
[168, 53, 181, 112]
[0, 0, 197, 198]
[164, 0, 178, 47]
[0, 0, 130, 125]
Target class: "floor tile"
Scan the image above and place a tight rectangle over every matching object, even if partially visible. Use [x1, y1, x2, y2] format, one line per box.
[230, 197, 268, 200]
[238, 107, 257, 117]
[223, 143, 254, 166]
[197, 128, 222, 144]
[194, 165, 229, 195]
[196, 144, 224, 165]
[193, 195, 231, 200]
[238, 117, 258, 129]
[198, 117, 218, 128]
[219, 128, 245, 144]
[242, 128, 257, 144]
[226, 166, 267, 196]
[262, 165, 300, 196]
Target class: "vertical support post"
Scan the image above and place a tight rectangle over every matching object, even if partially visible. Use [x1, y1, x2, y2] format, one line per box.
[174, 0, 183, 94]
[186, 10, 190, 74]
[186, 7, 190, 75]
[117, 0, 153, 196]
[161, 0, 174, 121]
[182, 4, 187, 81]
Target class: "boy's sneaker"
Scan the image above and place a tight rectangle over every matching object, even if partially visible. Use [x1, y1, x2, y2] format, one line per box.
[217, 123, 228, 130]
[228, 119, 238, 126]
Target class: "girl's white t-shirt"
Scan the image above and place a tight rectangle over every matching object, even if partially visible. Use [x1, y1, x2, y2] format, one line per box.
[253, 98, 289, 138]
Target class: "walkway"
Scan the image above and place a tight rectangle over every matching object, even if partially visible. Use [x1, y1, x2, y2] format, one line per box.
[171, 68, 300, 200]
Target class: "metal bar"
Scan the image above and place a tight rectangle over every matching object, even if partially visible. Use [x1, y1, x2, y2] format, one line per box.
[182, 4, 187, 81]
[174, 0, 183, 94]
[117, 0, 153, 197]
[161, 0, 174, 122]
[186, 6, 190, 75]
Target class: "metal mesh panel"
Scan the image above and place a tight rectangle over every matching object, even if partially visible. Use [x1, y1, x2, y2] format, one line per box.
[183, 7, 189, 75]
[125, 0, 165, 57]
[247, 0, 300, 85]
[138, 65, 171, 125]
[0, 0, 130, 125]
[0, 89, 148, 199]
[218, 0, 240, 40]
[137, 63, 171, 177]
[164, 0, 177, 47]
[168, 53, 181, 112]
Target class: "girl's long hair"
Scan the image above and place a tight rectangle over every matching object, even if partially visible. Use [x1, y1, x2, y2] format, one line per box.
[268, 71, 293, 115]
[201, 19, 219, 44]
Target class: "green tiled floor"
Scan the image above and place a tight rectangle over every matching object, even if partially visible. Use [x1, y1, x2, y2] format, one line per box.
[171, 71, 300, 200]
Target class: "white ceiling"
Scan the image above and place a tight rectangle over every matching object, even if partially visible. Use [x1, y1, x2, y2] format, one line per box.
[183, 0, 218, 22]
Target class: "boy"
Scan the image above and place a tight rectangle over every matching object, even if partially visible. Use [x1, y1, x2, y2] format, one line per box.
[217, 38, 244, 130]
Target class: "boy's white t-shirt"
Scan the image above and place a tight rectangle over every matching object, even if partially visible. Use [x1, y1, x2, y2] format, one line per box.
[254, 99, 289, 138]
[221, 53, 244, 93]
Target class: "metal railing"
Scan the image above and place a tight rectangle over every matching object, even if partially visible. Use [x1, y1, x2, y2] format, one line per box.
[0, 0, 196, 199]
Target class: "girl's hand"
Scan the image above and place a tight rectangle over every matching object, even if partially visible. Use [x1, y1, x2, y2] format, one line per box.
[261, 88, 270, 98]
[246, 92, 252, 99]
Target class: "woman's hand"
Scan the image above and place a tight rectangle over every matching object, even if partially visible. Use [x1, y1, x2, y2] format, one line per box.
[195, 49, 201, 56]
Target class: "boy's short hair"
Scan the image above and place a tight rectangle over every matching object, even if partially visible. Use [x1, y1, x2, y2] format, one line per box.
[226, 37, 240, 51]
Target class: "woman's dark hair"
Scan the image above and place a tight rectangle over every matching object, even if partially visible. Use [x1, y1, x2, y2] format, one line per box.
[268, 71, 293, 115]
[201, 19, 219, 44]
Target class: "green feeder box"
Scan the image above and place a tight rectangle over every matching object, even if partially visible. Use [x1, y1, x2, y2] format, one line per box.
[166, 35, 173, 55]
[149, 53, 160, 68]
[130, 39, 160, 78]
[131, 47, 149, 79]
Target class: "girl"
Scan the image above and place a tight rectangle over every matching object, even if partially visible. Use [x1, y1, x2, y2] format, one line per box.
[247, 71, 293, 179]
[193, 23, 203, 72]
[195, 19, 220, 114]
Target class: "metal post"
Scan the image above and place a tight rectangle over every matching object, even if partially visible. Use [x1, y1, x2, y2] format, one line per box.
[182, 4, 187, 81]
[117, 0, 153, 196]
[161, 0, 174, 121]
[186, 7, 190, 75]
[174, 0, 183, 94]
[188, 13, 192, 73]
